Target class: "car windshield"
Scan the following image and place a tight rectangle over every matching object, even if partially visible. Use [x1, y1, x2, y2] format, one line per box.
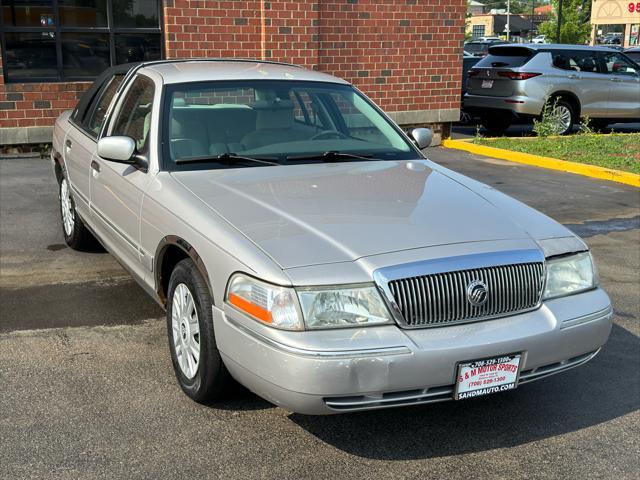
[162, 80, 416, 170]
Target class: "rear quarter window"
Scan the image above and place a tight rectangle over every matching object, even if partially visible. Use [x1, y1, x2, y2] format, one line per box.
[476, 47, 535, 68]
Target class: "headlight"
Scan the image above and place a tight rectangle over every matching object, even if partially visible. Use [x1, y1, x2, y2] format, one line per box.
[297, 285, 393, 329]
[226, 275, 393, 330]
[543, 251, 597, 299]
[226, 274, 303, 330]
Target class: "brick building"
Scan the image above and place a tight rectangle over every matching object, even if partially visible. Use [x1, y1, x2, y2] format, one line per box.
[0, 0, 465, 147]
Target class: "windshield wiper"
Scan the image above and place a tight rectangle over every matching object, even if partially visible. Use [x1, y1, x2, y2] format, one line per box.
[175, 152, 281, 166]
[286, 151, 374, 162]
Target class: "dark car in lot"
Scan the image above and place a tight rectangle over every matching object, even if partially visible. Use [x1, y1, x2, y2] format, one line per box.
[464, 40, 509, 57]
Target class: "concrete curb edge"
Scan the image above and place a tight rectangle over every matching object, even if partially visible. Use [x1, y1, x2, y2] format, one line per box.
[441, 138, 640, 188]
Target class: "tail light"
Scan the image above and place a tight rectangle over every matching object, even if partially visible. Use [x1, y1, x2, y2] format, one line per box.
[497, 71, 541, 80]
[467, 70, 480, 77]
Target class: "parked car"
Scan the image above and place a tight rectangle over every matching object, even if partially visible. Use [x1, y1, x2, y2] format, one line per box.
[52, 59, 612, 414]
[624, 46, 640, 64]
[461, 51, 482, 122]
[464, 44, 640, 135]
[532, 35, 547, 44]
[464, 39, 509, 57]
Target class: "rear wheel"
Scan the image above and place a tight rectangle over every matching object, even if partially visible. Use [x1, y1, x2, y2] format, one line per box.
[552, 99, 576, 135]
[58, 174, 97, 250]
[481, 116, 511, 136]
[166, 258, 232, 403]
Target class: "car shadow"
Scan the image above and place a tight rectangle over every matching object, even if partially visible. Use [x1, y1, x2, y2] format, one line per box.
[286, 323, 638, 460]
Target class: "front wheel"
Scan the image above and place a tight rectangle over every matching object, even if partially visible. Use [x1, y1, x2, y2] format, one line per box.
[166, 258, 231, 403]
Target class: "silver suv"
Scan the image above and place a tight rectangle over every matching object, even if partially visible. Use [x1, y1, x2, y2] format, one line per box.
[464, 44, 640, 135]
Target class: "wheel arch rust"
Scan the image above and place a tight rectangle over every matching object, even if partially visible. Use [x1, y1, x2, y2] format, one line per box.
[154, 235, 214, 307]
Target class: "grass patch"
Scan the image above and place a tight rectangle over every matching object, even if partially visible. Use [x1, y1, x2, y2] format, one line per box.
[473, 134, 640, 174]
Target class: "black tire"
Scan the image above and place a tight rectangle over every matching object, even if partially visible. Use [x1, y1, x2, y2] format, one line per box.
[480, 117, 511, 136]
[166, 258, 231, 403]
[552, 99, 576, 135]
[58, 173, 98, 251]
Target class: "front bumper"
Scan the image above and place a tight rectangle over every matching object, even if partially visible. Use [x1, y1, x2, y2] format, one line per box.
[215, 288, 612, 415]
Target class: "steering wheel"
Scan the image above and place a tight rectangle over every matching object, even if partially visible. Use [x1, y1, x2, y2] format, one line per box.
[310, 130, 348, 140]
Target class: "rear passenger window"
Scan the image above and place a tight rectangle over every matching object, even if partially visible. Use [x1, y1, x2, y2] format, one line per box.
[86, 75, 124, 136]
[475, 47, 534, 68]
[552, 51, 599, 73]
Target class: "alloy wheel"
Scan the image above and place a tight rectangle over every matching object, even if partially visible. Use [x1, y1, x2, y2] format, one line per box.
[171, 283, 201, 379]
[60, 178, 75, 236]
[554, 105, 572, 133]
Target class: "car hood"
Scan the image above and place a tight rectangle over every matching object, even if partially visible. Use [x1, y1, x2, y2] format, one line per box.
[171, 160, 563, 269]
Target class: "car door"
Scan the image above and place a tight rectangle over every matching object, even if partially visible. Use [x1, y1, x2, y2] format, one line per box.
[598, 51, 640, 119]
[552, 50, 611, 117]
[90, 74, 155, 279]
[64, 75, 121, 216]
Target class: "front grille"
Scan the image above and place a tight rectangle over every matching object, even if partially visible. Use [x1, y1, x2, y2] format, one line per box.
[388, 262, 544, 327]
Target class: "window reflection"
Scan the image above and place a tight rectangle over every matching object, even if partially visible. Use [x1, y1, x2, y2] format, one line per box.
[4, 32, 58, 80]
[2, 0, 54, 27]
[62, 33, 111, 77]
[113, 0, 159, 28]
[115, 33, 162, 63]
[59, 0, 108, 27]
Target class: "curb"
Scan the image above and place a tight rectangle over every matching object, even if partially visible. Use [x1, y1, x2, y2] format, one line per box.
[441, 138, 640, 188]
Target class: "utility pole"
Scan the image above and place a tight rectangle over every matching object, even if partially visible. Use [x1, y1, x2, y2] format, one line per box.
[506, 0, 511, 42]
[531, 0, 536, 41]
[556, 0, 564, 43]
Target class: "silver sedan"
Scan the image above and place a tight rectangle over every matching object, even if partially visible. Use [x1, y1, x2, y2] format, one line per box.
[51, 59, 612, 414]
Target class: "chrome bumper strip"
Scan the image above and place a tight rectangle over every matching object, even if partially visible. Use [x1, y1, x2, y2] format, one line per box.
[560, 306, 613, 330]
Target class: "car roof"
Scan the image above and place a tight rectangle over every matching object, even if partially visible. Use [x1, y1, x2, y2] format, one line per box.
[490, 43, 624, 52]
[138, 59, 349, 85]
[625, 47, 640, 52]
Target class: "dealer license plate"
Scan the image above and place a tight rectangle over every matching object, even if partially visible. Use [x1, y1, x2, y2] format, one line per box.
[455, 354, 521, 400]
[481, 79, 493, 88]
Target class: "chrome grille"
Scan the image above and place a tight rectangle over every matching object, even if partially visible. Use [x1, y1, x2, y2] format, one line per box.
[387, 262, 544, 327]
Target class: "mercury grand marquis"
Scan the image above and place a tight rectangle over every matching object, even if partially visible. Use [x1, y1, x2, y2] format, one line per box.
[51, 59, 613, 414]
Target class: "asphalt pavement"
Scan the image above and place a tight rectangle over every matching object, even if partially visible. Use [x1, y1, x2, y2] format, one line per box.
[0, 153, 638, 479]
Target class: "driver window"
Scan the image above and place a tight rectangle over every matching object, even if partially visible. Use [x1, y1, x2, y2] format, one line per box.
[600, 52, 638, 76]
[111, 75, 155, 153]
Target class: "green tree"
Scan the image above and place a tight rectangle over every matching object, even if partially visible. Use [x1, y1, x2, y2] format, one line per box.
[538, 0, 591, 44]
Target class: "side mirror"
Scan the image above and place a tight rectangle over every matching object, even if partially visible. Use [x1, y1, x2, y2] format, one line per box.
[410, 128, 433, 149]
[97, 136, 136, 163]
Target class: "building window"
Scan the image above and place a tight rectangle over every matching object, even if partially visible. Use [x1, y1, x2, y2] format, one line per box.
[472, 25, 486, 39]
[0, 0, 162, 83]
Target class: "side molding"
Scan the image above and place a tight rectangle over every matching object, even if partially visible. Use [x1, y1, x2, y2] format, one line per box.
[154, 235, 214, 305]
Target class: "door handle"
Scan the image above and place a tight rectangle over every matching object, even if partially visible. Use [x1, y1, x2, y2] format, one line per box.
[610, 77, 621, 82]
[65, 139, 72, 149]
[568, 74, 579, 79]
[90, 160, 101, 173]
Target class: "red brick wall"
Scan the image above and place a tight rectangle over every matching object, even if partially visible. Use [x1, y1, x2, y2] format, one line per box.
[0, 0, 464, 136]
[0, 54, 90, 130]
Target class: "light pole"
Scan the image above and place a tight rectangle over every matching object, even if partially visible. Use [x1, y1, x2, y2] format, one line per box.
[506, 0, 511, 42]
[556, 0, 564, 43]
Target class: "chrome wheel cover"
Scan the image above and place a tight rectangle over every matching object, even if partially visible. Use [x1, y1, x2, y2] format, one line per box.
[60, 178, 75, 236]
[171, 283, 200, 379]
[554, 105, 572, 132]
